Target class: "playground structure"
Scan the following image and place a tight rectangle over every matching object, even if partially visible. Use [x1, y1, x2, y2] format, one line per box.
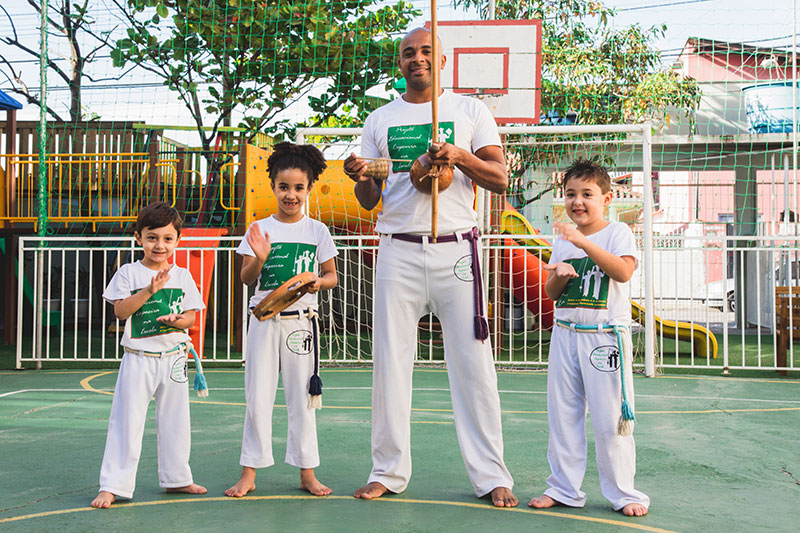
[3, 126, 745, 371]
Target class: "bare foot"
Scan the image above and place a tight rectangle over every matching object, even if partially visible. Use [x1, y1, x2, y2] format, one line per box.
[529, 494, 559, 508]
[489, 486, 518, 508]
[621, 502, 648, 517]
[353, 481, 389, 499]
[300, 468, 332, 496]
[165, 483, 207, 494]
[90, 491, 115, 509]
[225, 467, 256, 498]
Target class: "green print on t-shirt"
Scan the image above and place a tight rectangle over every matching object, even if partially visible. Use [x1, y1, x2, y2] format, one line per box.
[259, 242, 317, 291]
[387, 122, 455, 172]
[130, 288, 185, 338]
[556, 257, 610, 309]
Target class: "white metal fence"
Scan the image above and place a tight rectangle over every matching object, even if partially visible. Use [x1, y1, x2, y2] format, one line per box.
[16, 232, 798, 372]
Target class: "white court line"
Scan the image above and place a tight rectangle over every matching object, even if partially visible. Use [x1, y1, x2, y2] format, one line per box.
[0, 389, 98, 398]
[2, 388, 800, 405]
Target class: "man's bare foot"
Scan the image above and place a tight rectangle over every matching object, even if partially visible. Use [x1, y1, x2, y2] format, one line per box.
[489, 486, 518, 508]
[621, 502, 648, 517]
[165, 483, 207, 494]
[300, 468, 332, 496]
[529, 494, 559, 508]
[90, 491, 115, 509]
[353, 481, 389, 499]
[225, 467, 256, 498]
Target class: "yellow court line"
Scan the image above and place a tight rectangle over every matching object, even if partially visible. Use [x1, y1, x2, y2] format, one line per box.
[78, 372, 800, 416]
[79, 372, 115, 396]
[0, 495, 675, 532]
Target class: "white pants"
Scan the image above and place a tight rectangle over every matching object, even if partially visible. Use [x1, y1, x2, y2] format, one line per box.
[545, 326, 650, 510]
[240, 313, 319, 469]
[368, 234, 513, 497]
[98, 349, 193, 499]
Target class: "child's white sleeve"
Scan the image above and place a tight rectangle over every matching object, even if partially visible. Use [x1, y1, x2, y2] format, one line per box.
[103, 264, 131, 304]
[549, 238, 563, 265]
[236, 222, 257, 257]
[611, 223, 638, 267]
[180, 269, 206, 311]
[316, 224, 338, 265]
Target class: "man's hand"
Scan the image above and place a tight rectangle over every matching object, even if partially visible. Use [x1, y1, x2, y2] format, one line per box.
[427, 142, 462, 169]
[148, 268, 171, 295]
[343, 153, 369, 182]
[543, 261, 578, 279]
[553, 222, 590, 250]
[246, 224, 271, 263]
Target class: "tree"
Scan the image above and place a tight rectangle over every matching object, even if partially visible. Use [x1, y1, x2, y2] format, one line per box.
[111, 0, 419, 168]
[451, 0, 701, 205]
[0, 1, 121, 122]
[452, 0, 698, 126]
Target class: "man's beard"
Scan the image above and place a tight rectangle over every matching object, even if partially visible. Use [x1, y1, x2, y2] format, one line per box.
[406, 75, 432, 92]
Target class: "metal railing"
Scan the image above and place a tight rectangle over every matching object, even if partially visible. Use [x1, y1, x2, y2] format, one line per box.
[15, 233, 798, 372]
[0, 153, 178, 226]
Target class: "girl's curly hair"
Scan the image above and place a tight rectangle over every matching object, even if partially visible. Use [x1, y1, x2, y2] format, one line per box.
[267, 142, 327, 185]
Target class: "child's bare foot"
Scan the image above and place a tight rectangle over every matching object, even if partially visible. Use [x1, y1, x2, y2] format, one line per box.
[353, 481, 389, 499]
[529, 494, 560, 508]
[90, 491, 115, 508]
[165, 483, 207, 494]
[621, 502, 648, 516]
[300, 468, 332, 496]
[489, 486, 518, 507]
[225, 467, 256, 498]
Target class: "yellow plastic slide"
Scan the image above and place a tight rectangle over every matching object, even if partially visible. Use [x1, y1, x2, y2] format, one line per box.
[500, 207, 718, 359]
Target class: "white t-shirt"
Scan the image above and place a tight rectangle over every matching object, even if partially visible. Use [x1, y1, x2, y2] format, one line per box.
[550, 222, 638, 326]
[361, 90, 502, 234]
[236, 215, 338, 311]
[103, 261, 205, 352]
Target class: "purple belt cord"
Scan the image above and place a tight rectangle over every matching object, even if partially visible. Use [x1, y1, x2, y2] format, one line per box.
[466, 228, 489, 341]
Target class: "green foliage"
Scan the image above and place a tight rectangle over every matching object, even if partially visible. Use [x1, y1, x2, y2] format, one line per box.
[113, 0, 419, 160]
[451, 0, 699, 126]
[451, 0, 701, 203]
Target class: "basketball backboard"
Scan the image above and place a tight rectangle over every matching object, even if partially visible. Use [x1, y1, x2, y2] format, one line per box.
[425, 20, 542, 124]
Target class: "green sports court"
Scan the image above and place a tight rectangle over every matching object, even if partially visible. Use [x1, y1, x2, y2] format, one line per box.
[1, 366, 798, 532]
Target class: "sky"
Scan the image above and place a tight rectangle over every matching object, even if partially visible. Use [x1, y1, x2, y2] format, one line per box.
[0, 0, 798, 143]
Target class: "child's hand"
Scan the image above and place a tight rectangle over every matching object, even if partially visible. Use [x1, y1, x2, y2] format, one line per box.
[148, 268, 171, 295]
[543, 261, 578, 279]
[306, 275, 322, 294]
[553, 222, 589, 249]
[156, 313, 185, 327]
[247, 224, 271, 263]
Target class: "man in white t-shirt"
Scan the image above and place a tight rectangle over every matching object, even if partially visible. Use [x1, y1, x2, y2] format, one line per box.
[344, 27, 517, 507]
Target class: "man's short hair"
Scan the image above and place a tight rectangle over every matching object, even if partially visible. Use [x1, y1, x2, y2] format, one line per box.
[561, 160, 612, 194]
[136, 201, 183, 235]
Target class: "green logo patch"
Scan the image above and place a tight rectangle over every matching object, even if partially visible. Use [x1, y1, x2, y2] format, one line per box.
[259, 242, 317, 291]
[589, 345, 620, 373]
[130, 288, 184, 338]
[286, 329, 314, 355]
[170, 356, 188, 383]
[556, 257, 610, 309]
[453, 255, 473, 282]
[387, 122, 455, 172]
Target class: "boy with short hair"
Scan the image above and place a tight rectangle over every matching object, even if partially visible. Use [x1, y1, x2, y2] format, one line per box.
[529, 160, 650, 517]
[91, 201, 207, 508]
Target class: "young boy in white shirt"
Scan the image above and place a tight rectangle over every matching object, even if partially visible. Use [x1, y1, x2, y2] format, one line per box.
[529, 160, 650, 517]
[91, 201, 206, 508]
